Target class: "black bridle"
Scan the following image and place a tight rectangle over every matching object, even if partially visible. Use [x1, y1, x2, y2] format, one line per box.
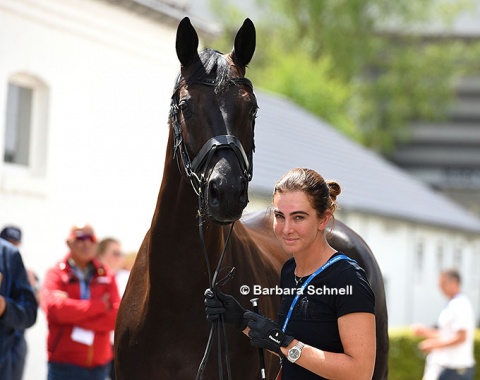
[169, 77, 254, 196]
[169, 76, 255, 379]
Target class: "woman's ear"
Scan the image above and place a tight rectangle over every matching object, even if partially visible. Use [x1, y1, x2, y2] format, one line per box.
[318, 212, 332, 231]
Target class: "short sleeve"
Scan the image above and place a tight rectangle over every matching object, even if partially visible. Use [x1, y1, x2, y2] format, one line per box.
[334, 264, 375, 318]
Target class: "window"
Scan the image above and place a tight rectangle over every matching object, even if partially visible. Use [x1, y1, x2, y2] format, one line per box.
[415, 240, 425, 283]
[453, 247, 462, 269]
[416, 241, 424, 273]
[436, 243, 444, 271]
[4, 83, 33, 166]
[1, 74, 49, 194]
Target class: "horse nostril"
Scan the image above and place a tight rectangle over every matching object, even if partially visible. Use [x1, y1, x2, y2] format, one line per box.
[207, 174, 248, 217]
[209, 181, 220, 207]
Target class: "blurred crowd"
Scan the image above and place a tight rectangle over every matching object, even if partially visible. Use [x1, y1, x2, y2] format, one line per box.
[0, 223, 135, 380]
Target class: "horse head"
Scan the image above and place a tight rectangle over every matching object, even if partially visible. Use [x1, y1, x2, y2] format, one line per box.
[170, 17, 257, 224]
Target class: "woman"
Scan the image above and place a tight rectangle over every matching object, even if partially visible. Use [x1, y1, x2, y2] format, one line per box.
[205, 168, 376, 379]
[96, 238, 130, 297]
[96, 237, 130, 380]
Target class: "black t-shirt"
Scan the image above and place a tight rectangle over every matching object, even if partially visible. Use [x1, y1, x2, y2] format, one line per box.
[277, 252, 375, 380]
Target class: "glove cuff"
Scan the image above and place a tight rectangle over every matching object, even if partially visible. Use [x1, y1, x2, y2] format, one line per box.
[281, 334, 295, 347]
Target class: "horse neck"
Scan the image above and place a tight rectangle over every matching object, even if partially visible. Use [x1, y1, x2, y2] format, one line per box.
[148, 134, 226, 280]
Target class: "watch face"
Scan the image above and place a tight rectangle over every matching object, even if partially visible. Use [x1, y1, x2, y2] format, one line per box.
[289, 347, 300, 360]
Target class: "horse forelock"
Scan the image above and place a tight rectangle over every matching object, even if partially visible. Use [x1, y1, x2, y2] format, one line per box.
[172, 48, 254, 100]
[175, 49, 232, 93]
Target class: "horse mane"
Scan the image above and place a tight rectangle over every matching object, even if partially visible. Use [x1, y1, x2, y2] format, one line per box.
[174, 48, 233, 94]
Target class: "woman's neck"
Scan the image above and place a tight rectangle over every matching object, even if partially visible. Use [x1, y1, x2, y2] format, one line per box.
[294, 244, 335, 277]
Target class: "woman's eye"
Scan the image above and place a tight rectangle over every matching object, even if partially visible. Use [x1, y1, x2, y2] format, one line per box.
[274, 213, 284, 219]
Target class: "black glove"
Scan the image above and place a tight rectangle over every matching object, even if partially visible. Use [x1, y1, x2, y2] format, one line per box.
[204, 288, 248, 331]
[244, 311, 294, 355]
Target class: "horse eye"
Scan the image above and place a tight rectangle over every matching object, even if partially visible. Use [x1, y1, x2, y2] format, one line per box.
[179, 100, 188, 110]
[250, 107, 258, 119]
[179, 100, 193, 119]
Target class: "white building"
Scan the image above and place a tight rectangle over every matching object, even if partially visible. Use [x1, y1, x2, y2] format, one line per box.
[1, 1, 479, 379]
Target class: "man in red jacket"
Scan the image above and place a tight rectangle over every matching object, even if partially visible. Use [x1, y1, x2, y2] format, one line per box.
[41, 224, 120, 380]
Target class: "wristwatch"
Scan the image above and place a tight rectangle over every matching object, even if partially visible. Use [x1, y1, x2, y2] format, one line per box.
[287, 341, 305, 363]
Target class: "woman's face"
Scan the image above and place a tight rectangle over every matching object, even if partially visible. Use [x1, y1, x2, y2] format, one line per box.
[273, 190, 329, 256]
[100, 241, 124, 271]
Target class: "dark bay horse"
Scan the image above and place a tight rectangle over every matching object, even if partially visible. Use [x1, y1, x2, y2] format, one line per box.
[115, 17, 388, 380]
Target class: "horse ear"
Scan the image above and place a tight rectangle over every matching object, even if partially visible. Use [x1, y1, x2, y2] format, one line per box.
[232, 18, 256, 68]
[176, 17, 199, 67]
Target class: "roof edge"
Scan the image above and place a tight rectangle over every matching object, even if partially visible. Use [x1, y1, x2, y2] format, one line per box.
[98, 0, 222, 38]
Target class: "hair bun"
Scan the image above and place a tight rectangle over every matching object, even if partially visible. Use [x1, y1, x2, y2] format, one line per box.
[327, 181, 341, 202]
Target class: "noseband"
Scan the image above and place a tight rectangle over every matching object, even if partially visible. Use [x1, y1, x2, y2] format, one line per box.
[170, 77, 254, 195]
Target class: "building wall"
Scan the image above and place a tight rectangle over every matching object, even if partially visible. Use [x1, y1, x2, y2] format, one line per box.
[340, 210, 480, 327]
[1, 0, 180, 271]
[0, 0, 181, 378]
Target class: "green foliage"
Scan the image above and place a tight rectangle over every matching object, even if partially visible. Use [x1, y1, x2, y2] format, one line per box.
[248, 51, 360, 139]
[207, 0, 480, 153]
[355, 39, 463, 150]
[388, 328, 430, 380]
[389, 328, 480, 380]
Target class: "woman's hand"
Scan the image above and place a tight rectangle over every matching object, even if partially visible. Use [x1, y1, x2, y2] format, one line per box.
[244, 311, 294, 355]
[204, 288, 248, 331]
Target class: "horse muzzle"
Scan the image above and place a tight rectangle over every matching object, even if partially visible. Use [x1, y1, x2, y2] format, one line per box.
[206, 163, 249, 223]
[187, 135, 251, 223]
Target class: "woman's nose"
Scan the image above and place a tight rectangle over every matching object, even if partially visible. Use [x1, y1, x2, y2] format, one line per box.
[283, 219, 293, 234]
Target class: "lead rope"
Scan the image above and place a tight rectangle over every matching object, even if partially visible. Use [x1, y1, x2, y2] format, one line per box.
[196, 188, 236, 380]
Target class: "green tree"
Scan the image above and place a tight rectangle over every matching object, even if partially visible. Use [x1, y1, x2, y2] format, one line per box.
[208, 0, 479, 152]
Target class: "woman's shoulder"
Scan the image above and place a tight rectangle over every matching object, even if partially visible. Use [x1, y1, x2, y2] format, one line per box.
[282, 257, 295, 272]
[330, 252, 364, 270]
[324, 252, 369, 283]
[281, 257, 296, 274]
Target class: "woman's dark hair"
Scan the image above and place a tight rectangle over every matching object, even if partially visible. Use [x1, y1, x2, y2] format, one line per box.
[273, 168, 341, 219]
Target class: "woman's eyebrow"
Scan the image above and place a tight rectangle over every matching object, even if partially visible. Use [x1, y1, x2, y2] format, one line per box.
[290, 211, 309, 216]
[274, 209, 309, 216]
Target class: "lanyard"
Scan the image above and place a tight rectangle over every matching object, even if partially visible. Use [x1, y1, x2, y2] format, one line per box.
[282, 254, 355, 333]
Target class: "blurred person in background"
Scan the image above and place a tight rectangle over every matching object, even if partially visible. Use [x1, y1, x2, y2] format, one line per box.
[0, 226, 40, 301]
[413, 269, 476, 380]
[0, 236, 38, 380]
[96, 238, 129, 297]
[40, 224, 120, 380]
[96, 237, 131, 380]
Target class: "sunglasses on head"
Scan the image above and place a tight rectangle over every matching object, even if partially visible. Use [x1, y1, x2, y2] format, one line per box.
[75, 234, 96, 243]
